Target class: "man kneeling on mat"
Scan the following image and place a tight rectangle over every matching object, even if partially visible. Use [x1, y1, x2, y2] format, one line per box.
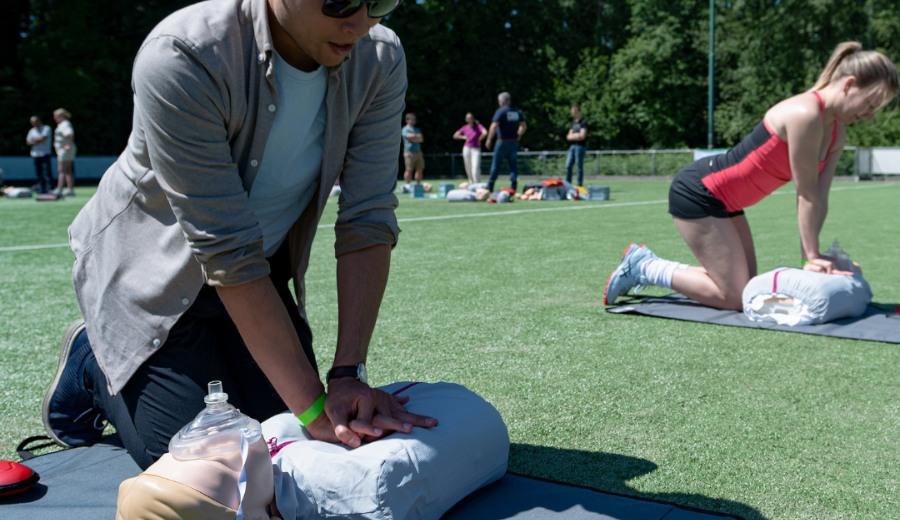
[604, 42, 898, 310]
[43, 0, 437, 473]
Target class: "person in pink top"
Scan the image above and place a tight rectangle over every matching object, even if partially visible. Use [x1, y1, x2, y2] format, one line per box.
[452, 112, 487, 183]
[605, 41, 898, 310]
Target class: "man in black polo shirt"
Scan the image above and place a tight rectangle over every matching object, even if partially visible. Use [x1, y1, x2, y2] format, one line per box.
[485, 92, 526, 192]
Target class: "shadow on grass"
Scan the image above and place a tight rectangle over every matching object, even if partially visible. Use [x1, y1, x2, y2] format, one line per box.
[505, 443, 767, 520]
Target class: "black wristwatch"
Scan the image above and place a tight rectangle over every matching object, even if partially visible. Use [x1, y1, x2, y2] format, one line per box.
[326, 362, 368, 385]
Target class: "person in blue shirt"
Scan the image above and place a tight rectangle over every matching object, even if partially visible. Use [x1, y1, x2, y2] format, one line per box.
[485, 92, 526, 192]
[401, 112, 425, 184]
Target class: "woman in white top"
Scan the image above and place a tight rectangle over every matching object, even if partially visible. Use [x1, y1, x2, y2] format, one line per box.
[53, 108, 77, 196]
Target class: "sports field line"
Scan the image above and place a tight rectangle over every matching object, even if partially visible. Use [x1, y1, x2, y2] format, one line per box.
[0, 182, 893, 253]
[0, 243, 71, 253]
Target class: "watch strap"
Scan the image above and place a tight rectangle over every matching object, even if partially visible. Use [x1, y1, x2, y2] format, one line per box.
[327, 365, 360, 383]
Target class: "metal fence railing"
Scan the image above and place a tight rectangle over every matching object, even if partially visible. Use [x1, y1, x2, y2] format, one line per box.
[420, 147, 866, 180]
[421, 149, 693, 179]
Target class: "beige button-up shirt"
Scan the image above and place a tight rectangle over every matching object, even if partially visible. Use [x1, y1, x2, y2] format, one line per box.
[69, 0, 405, 394]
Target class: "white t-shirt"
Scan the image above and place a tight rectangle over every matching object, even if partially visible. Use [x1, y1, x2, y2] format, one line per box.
[248, 51, 327, 256]
[54, 120, 75, 153]
[28, 125, 52, 157]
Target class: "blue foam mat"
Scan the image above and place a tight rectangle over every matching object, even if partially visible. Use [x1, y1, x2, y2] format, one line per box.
[608, 294, 900, 344]
[3, 442, 735, 520]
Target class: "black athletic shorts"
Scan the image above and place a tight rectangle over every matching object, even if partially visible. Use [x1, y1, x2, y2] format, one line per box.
[668, 159, 745, 219]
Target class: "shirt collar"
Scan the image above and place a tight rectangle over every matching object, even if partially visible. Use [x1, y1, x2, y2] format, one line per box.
[244, 0, 273, 64]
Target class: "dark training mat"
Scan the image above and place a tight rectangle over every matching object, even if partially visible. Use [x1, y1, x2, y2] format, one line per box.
[608, 294, 900, 344]
[3, 441, 734, 520]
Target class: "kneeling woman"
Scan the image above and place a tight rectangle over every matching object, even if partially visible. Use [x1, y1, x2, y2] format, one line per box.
[604, 42, 897, 310]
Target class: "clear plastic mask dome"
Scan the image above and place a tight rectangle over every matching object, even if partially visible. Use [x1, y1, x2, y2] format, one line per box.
[168, 380, 262, 461]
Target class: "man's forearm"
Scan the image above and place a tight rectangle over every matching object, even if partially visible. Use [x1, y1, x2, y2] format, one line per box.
[334, 244, 391, 367]
[217, 277, 324, 413]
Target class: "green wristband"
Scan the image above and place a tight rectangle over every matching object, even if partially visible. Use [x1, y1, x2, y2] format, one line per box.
[297, 393, 327, 427]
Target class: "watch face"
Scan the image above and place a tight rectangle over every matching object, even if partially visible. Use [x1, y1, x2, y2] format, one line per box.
[357, 363, 368, 384]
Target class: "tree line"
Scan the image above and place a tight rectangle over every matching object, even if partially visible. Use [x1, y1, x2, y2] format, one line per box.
[1, 0, 898, 156]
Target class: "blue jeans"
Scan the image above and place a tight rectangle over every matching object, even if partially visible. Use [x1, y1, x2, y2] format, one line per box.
[565, 144, 586, 186]
[33, 155, 54, 193]
[488, 140, 519, 191]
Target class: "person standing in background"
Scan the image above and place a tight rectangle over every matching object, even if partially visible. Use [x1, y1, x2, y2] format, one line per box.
[565, 104, 588, 186]
[485, 92, 526, 192]
[452, 112, 486, 184]
[26, 115, 54, 194]
[52, 108, 76, 197]
[401, 112, 425, 184]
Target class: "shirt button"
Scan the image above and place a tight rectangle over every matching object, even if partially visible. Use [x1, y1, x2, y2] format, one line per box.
[152, 338, 161, 348]
[250, 159, 259, 167]
[181, 297, 190, 305]
[268, 104, 276, 113]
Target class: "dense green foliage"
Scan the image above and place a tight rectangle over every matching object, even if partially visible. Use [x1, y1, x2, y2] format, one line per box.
[1, 0, 898, 155]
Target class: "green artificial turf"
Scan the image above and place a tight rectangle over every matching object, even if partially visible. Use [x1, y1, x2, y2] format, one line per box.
[1, 177, 898, 519]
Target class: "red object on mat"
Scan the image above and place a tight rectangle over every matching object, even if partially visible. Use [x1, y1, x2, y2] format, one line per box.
[541, 178, 564, 187]
[0, 460, 39, 497]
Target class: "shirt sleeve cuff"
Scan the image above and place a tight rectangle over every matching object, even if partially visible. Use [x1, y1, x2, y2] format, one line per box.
[334, 221, 399, 258]
[201, 252, 272, 287]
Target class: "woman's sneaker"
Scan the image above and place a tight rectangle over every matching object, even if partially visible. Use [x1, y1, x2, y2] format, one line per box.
[603, 243, 654, 305]
[41, 320, 107, 447]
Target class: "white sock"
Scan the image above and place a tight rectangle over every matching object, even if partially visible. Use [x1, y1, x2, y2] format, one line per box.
[640, 258, 687, 289]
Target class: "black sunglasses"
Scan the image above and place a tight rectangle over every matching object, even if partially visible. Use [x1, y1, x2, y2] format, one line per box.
[322, 0, 401, 19]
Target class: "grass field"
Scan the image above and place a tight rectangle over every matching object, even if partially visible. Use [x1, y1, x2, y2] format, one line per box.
[1, 177, 899, 519]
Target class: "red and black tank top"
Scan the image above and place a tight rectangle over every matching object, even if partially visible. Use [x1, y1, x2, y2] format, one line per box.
[701, 91, 838, 212]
